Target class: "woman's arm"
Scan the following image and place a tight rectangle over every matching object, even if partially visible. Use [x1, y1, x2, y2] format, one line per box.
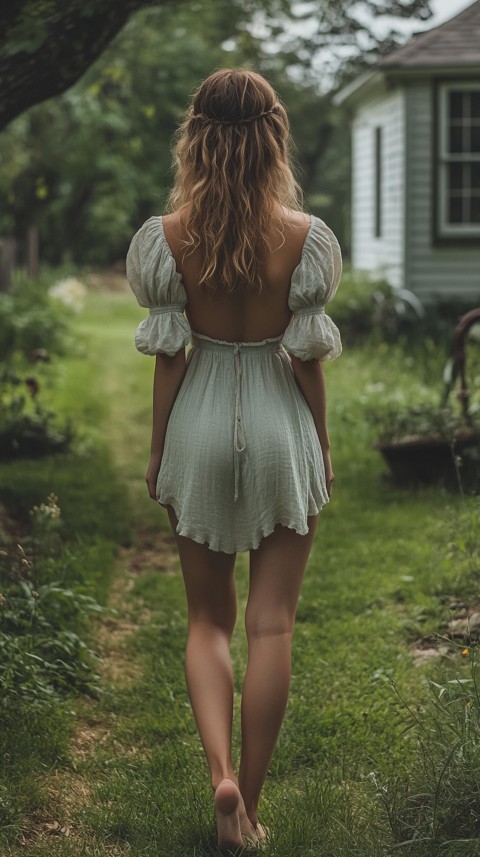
[145, 349, 188, 499]
[289, 355, 335, 496]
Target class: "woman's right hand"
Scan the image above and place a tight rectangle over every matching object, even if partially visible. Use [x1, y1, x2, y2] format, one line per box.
[322, 449, 335, 498]
[145, 452, 163, 501]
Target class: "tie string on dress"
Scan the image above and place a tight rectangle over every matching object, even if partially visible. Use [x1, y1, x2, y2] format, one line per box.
[233, 343, 247, 503]
[190, 330, 284, 504]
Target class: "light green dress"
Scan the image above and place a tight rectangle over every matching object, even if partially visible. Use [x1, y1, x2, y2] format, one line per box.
[126, 214, 342, 554]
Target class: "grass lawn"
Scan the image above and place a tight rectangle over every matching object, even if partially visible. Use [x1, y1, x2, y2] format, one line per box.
[2, 281, 479, 857]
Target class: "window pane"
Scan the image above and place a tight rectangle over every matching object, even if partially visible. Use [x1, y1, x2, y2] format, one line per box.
[471, 91, 480, 119]
[448, 162, 464, 190]
[449, 125, 463, 153]
[449, 91, 463, 120]
[470, 124, 480, 153]
[471, 196, 480, 223]
[448, 196, 463, 222]
[472, 163, 480, 189]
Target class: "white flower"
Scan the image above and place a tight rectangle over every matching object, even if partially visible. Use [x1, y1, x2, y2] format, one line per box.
[48, 277, 87, 312]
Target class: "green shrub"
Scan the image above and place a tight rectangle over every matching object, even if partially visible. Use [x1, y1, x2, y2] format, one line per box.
[0, 493, 115, 709]
[364, 401, 479, 444]
[330, 265, 391, 343]
[332, 266, 480, 350]
[0, 378, 75, 459]
[0, 271, 82, 458]
[330, 266, 435, 348]
[0, 271, 74, 362]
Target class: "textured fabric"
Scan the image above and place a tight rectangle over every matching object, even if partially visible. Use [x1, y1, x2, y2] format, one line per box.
[126, 216, 191, 357]
[281, 216, 342, 362]
[125, 213, 343, 553]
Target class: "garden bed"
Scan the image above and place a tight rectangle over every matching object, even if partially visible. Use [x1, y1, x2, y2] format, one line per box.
[373, 427, 480, 489]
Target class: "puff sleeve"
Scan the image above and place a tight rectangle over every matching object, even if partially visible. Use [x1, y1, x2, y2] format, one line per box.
[281, 215, 342, 362]
[125, 215, 192, 357]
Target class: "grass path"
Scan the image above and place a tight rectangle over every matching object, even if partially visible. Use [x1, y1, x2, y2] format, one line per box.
[11, 282, 476, 857]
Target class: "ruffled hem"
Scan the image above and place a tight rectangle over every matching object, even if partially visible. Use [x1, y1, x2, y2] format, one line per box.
[156, 494, 330, 554]
[281, 312, 342, 362]
[135, 311, 192, 356]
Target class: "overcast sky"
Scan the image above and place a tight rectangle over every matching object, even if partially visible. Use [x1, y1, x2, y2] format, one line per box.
[335, 0, 475, 71]
[370, 0, 473, 35]
[255, 0, 477, 91]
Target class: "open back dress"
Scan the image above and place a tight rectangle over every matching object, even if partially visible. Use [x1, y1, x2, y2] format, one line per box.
[126, 213, 343, 554]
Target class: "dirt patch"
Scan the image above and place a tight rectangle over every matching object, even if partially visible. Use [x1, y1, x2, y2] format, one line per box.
[410, 635, 451, 665]
[410, 600, 480, 664]
[120, 521, 179, 577]
[15, 521, 177, 852]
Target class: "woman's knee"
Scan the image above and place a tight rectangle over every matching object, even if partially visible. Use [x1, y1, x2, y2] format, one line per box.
[188, 607, 237, 637]
[244, 606, 295, 641]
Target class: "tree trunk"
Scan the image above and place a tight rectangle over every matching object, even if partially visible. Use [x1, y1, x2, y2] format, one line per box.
[27, 225, 39, 280]
[0, 237, 16, 293]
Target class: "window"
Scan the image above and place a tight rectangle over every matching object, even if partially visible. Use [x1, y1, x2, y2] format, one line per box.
[374, 126, 382, 238]
[437, 82, 480, 237]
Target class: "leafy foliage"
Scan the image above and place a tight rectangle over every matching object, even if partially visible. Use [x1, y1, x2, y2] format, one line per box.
[0, 271, 72, 362]
[0, 272, 77, 458]
[0, 0, 434, 264]
[372, 654, 480, 851]
[0, 0, 433, 130]
[364, 402, 479, 444]
[0, 379, 75, 459]
[0, 494, 113, 709]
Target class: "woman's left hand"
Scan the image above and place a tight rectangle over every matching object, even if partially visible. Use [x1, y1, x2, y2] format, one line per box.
[322, 449, 335, 498]
[145, 452, 162, 500]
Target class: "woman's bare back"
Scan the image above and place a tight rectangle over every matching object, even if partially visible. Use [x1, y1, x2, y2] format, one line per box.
[161, 206, 311, 342]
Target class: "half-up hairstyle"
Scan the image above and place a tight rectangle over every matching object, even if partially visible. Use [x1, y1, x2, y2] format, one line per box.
[166, 68, 305, 295]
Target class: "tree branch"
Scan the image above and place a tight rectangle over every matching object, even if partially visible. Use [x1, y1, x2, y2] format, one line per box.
[0, 0, 168, 130]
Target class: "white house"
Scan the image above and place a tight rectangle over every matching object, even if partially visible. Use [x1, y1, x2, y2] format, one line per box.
[333, 0, 480, 304]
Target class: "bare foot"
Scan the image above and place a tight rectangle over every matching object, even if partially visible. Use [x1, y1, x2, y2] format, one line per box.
[247, 821, 270, 850]
[254, 821, 270, 840]
[214, 778, 245, 852]
[237, 793, 259, 846]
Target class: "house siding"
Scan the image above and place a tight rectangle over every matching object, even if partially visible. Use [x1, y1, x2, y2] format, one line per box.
[351, 89, 405, 289]
[405, 82, 480, 302]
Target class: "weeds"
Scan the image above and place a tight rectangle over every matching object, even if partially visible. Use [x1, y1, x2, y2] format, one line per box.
[369, 659, 480, 854]
[0, 493, 115, 709]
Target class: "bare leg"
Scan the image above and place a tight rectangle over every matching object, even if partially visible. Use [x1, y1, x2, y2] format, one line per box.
[165, 505, 257, 849]
[239, 516, 319, 832]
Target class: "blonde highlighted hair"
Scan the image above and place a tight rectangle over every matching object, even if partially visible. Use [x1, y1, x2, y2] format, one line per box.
[166, 68, 305, 294]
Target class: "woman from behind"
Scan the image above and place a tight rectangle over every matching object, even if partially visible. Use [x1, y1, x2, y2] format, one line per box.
[126, 67, 343, 852]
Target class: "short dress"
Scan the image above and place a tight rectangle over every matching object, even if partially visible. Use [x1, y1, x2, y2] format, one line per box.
[126, 213, 343, 554]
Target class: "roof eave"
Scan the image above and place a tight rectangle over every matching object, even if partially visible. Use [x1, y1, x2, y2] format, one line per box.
[332, 69, 388, 106]
[333, 64, 480, 107]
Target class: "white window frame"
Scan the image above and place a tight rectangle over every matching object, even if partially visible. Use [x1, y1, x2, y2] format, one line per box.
[437, 81, 480, 238]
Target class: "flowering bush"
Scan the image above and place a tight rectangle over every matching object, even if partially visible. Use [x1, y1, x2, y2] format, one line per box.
[48, 277, 87, 313]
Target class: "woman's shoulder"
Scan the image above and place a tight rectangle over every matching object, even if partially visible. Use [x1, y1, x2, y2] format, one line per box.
[281, 207, 310, 226]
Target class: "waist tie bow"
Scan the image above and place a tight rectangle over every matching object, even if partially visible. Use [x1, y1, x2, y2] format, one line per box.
[233, 343, 246, 502]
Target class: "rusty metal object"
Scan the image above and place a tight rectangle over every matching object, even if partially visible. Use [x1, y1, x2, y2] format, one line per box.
[449, 308, 480, 426]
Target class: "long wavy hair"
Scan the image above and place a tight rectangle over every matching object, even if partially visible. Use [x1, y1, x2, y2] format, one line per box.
[166, 68, 305, 295]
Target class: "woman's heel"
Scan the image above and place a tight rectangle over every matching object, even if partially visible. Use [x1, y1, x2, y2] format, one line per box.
[214, 778, 245, 852]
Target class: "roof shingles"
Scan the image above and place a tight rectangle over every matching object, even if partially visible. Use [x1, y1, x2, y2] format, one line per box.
[379, 0, 480, 67]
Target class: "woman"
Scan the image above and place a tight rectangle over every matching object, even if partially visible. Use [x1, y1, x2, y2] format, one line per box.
[126, 68, 342, 852]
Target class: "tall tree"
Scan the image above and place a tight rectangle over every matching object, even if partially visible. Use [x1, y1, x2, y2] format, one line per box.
[0, 0, 156, 130]
[0, 0, 434, 263]
[0, 0, 433, 131]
